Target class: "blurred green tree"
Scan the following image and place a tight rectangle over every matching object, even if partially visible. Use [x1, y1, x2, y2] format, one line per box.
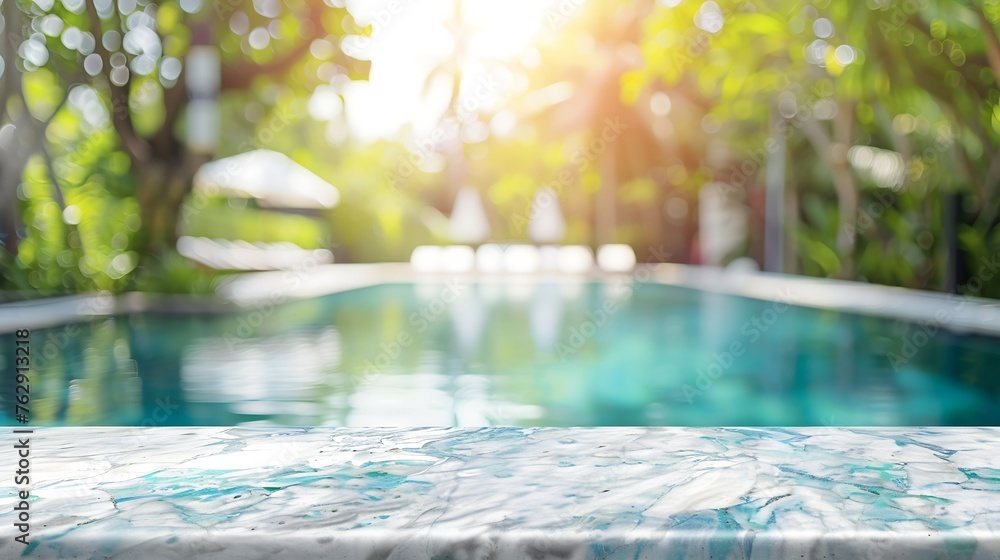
[636, 0, 1000, 293]
[0, 0, 368, 293]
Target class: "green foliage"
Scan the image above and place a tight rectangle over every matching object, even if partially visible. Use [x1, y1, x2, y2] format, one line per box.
[3, 140, 140, 295]
[634, 0, 1000, 292]
[958, 223, 1000, 298]
[184, 199, 326, 248]
[2, 0, 368, 295]
[131, 251, 222, 295]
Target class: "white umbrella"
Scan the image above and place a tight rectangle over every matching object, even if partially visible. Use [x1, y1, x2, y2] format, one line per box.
[527, 187, 566, 244]
[193, 149, 339, 209]
[449, 187, 491, 244]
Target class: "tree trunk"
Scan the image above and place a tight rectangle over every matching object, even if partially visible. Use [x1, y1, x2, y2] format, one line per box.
[831, 157, 858, 275]
[801, 108, 858, 279]
[943, 191, 963, 293]
[641, 183, 663, 259]
[596, 154, 616, 246]
[825, 101, 858, 278]
[764, 109, 786, 273]
[784, 175, 799, 273]
[0, 159, 26, 257]
[0, 107, 37, 258]
[133, 155, 204, 258]
[0, 0, 27, 257]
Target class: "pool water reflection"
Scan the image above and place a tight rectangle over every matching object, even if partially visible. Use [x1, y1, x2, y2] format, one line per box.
[2, 281, 999, 426]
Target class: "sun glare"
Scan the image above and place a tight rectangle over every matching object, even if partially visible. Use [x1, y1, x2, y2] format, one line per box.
[344, 0, 560, 141]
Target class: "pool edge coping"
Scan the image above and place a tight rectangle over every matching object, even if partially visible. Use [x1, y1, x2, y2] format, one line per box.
[1, 263, 998, 336]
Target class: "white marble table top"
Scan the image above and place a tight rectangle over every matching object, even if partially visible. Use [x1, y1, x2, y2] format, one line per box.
[2, 427, 999, 559]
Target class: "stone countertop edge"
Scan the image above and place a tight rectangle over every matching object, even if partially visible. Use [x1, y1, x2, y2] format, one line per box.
[1, 426, 998, 559]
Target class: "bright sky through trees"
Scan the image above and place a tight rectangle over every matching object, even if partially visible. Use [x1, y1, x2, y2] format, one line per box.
[342, 0, 560, 141]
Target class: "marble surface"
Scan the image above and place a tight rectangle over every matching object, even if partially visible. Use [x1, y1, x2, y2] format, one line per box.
[2, 427, 999, 559]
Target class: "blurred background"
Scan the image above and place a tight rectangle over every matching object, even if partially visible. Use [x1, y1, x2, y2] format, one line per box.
[3, 0, 1000, 428]
[1, 0, 999, 297]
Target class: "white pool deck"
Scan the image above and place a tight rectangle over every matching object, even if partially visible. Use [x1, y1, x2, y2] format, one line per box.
[2, 263, 998, 336]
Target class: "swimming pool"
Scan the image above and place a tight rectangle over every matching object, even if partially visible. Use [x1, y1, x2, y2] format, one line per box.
[3, 280, 999, 427]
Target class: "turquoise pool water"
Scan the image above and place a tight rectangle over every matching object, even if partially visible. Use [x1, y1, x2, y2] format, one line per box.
[2, 281, 999, 426]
